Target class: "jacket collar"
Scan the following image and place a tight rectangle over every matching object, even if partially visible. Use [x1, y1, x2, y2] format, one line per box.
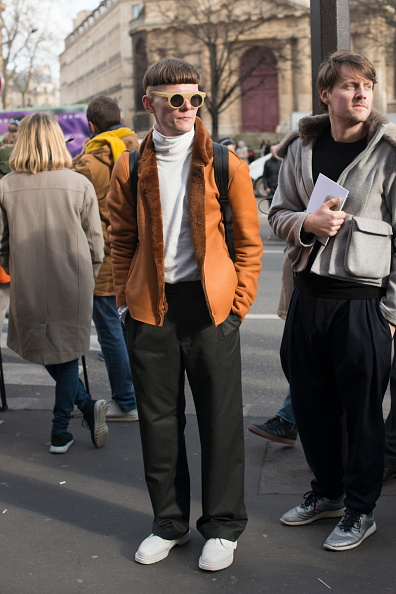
[139, 117, 212, 164]
[276, 109, 396, 158]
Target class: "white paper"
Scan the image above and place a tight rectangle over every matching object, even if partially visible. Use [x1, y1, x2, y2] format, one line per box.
[307, 173, 349, 245]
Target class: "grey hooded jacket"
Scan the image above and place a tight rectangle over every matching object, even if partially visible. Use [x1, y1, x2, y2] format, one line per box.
[268, 110, 396, 325]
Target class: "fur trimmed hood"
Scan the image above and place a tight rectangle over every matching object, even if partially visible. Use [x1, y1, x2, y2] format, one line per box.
[276, 109, 396, 159]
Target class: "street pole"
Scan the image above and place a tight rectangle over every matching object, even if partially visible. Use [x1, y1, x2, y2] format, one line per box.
[310, 0, 351, 114]
[310, 0, 350, 463]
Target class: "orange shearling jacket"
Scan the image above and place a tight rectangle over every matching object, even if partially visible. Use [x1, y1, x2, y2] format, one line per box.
[106, 117, 263, 327]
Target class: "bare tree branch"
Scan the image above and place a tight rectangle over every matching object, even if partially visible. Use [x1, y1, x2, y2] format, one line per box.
[1, 0, 57, 107]
[150, 0, 307, 138]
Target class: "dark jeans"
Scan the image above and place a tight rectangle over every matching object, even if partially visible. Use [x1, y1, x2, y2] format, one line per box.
[93, 295, 136, 411]
[126, 281, 247, 541]
[281, 289, 392, 514]
[45, 359, 90, 435]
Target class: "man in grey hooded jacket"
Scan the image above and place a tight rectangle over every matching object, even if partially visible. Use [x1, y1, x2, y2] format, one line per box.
[269, 50, 396, 551]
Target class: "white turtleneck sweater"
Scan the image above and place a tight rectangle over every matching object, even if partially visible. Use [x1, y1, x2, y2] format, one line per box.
[153, 126, 200, 284]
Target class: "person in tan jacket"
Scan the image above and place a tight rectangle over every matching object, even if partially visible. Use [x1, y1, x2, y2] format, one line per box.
[73, 96, 139, 422]
[0, 113, 106, 453]
[107, 58, 262, 572]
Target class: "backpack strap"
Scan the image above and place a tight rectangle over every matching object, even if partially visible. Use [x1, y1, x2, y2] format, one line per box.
[212, 142, 236, 263]
[129, 149, 139, 204]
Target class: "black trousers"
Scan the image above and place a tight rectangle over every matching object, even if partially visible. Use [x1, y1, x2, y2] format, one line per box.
[281, 289, 392, 514]
[385, 351, 396, 465]
[126, 281, 247, 541]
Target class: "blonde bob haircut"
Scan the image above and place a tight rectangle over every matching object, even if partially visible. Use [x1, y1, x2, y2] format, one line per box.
[9, 112, 72, 174]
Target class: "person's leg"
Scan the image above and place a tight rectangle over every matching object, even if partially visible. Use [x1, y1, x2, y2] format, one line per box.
[384, 350, 396, 478]
[126, 298, 190, 540]
[322, 298, 390, 551]
[296, 299, 392, 551]
[331, 299, 391, 514]
[93, 295, 136, 411]
[177, 284, 247, 543]
[281, 290, 345, 500]
[248, 386, 298, 445]
[276, 387, 295, 424]
[0, 283, 10, 331]
[46, 359, 89, 435]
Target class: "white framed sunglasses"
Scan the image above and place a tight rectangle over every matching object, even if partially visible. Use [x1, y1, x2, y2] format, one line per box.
[149, 91, 206, 109]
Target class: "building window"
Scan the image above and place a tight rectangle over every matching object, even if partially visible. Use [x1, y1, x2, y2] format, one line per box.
[132, 4, 141, 19]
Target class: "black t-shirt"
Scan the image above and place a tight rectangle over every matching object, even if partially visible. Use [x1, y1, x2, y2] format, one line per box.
[295, 126, 385, 299]
[312, 125, 367, 184]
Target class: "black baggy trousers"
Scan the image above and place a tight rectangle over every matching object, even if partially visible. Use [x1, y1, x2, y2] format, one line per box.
[126, 281, 247, 541]
[385, 352, 396, 465]
[281, 289, 392, 514]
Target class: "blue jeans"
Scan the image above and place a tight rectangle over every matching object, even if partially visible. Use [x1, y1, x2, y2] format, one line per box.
[276, 386, 295, 425]
[45, 359, 90, 435]
[93, 295, 136, 411]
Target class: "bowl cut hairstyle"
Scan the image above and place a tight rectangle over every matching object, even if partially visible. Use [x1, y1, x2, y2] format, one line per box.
[317, 50, 377, 113]
[86, 95, 121, 133]
[143, 57, 200, 91]
[9, 112, 72, 174]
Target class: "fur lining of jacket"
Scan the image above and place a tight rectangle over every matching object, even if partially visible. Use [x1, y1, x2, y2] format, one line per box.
[137, 117, 213, 293]
[276, 109, 396, 159]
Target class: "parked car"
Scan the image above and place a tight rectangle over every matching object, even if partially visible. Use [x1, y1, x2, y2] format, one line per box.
[249, 153, 272, 196]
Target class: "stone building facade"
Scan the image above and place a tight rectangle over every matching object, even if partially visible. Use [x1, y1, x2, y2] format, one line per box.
[59, 0, 137, 128]
[59, 0, 396, 139]
[6, 66, 57, 109]
[129, 0, 313, 138]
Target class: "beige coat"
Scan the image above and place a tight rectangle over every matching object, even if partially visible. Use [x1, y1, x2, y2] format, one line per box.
[0, 169, 104, 365]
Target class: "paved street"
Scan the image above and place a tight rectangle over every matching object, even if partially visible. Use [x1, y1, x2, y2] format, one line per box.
[0, 204, 395, 593]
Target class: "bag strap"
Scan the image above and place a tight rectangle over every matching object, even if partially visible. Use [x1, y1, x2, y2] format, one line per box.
[212, 142, 236, 263]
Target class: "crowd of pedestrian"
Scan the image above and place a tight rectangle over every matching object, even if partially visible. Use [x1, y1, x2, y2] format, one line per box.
[0, 48, 395, 573]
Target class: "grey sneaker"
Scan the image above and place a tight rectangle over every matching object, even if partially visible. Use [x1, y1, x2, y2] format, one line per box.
[323, 509, 376, 551]
[281, 491, 345, 526]
[106, 400, 139, 422]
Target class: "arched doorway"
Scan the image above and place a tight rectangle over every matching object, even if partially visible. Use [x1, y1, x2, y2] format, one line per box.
[241, 47, 279, 132]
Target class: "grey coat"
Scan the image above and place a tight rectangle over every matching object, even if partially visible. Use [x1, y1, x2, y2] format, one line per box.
[0, 169, 104, 365]
[268, 110, 396, 325]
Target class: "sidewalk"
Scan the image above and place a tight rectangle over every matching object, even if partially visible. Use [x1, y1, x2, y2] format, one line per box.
[1, 403, 395, 593]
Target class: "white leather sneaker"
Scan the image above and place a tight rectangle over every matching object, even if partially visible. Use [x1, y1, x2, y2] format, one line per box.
[135, 531, 190, 564]
[198, 538, 237, 571]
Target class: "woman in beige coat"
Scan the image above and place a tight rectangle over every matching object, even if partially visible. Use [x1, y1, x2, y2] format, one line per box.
[0, 113, 107, 453]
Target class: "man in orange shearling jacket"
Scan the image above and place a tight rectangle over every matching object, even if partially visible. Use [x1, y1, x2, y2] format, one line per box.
[107, 58, 262, 572]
